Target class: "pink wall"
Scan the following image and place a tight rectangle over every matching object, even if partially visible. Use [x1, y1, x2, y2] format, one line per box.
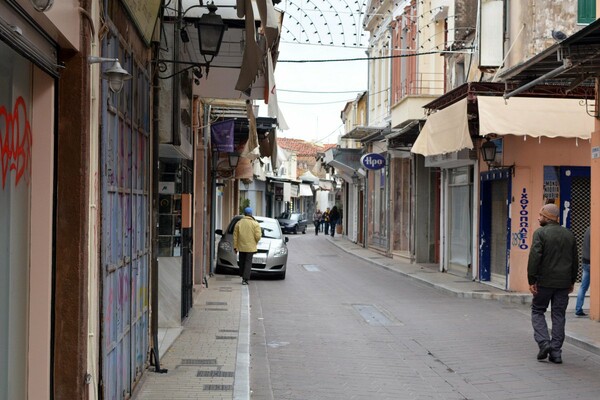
[501, 135, 590, 292]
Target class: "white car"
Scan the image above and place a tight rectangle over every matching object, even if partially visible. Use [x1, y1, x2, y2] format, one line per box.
[215, 216, 289, 279]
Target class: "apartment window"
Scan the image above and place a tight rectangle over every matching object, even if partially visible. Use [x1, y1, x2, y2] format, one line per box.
[578, 0, 596, 24]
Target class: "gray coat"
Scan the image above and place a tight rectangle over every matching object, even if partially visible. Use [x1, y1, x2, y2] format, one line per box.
[527, 221, 578, 288]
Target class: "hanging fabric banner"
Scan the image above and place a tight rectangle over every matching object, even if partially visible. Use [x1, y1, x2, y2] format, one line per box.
[211, 120, 235, 152]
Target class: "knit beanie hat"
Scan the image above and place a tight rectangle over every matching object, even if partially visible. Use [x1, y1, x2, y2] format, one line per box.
[540, 204, 559, 222]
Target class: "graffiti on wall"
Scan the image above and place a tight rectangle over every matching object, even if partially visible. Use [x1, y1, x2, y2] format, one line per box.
[512, 187, 529, 250]
[0, 96, 32, 189]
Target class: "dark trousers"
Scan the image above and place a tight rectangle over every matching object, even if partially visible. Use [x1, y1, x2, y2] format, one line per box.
[531, 286, 570, 357]
[313, 221, 320, 235]
[330, 220, 337, 237]
[324, 222, 329, 235]
[238, 252, 254, 281]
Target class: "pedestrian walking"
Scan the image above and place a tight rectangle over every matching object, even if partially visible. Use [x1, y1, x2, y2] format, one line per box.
[322, 207, 330, 235]
[329, 206, 340, 237]
[313, 209, 323, 235]
[527, 203, 578, 364]
[575, 226, 591, 317]
[233, 207, 262, 285]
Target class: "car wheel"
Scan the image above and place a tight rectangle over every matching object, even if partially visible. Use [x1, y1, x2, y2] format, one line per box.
[277, 270, 286, 280]
[215, 264, 225, 274]
[293, 226, 298, 234]
[302, 225, 306, 234]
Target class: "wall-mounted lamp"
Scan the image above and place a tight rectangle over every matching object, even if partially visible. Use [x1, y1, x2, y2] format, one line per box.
[30, 0, 53, 12]
[480, 138, 497, 166]
[196, 2, 226, 68]
[480, 137, 515, 175]
[88, 56, 132, 93]
[351, 171, 360, 185]
[228, 152, 240, 168]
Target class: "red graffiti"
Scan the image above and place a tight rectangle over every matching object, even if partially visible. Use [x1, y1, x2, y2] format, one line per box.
[0, 96, 33, 189]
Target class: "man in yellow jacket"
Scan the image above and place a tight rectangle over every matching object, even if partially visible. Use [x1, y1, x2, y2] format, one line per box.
[234, 207, 262, 285]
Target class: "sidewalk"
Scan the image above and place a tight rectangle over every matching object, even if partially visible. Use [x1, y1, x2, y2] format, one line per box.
[132, 275, 250, 400]
[132, 235, 600, 399]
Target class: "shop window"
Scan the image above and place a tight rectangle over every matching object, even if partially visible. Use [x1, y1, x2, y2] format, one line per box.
[0, 40, 33, 400]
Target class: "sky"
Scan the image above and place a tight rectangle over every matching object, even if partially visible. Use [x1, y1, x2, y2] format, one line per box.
[257, 0, 370, 144]
[269, 43, 368, 144]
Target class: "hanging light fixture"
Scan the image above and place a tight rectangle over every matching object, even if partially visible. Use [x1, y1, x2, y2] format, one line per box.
[30, 0, 53, 12]
[196, 2, 226, 65]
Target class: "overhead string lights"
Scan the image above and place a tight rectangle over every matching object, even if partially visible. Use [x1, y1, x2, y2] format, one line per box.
[277, 0, 369, 48]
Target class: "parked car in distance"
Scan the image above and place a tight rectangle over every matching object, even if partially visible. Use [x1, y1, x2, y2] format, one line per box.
[215, 216, 289, 279]
[277, 212, 308, 234]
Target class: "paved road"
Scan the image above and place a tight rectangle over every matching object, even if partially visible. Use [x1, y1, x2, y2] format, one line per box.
[249, 233, 600, 400]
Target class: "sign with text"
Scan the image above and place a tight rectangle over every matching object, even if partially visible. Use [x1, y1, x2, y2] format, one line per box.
[360, 153, 386, 170]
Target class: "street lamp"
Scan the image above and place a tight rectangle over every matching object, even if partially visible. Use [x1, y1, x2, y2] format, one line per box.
[480, 137, 515, 175]
[480, 138, 497, 167]
[228, 152, 240, 168]
[196, 2, 226, 67]
[88, 56, 132, 93]
[30, 0, 53, 12]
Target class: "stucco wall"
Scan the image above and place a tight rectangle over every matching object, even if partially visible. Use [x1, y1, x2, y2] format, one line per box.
[504, 135, 590, 292]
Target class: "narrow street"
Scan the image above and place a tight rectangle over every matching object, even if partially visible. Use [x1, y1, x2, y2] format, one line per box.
[249, 232, 600, 400]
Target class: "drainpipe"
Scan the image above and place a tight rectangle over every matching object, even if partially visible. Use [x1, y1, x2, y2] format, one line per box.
[386, 152, 392, 256]
[208, 105, 217, 276]
[150, 8, 167, 373]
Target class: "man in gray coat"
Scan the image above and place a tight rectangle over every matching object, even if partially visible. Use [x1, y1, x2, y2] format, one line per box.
[527, 203, 578, 364]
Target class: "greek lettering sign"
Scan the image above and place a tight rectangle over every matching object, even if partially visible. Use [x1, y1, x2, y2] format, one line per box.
[360, 153, 386, 170]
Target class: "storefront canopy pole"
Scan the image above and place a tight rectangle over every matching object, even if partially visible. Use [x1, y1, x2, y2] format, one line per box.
[503, 58, 572, 99]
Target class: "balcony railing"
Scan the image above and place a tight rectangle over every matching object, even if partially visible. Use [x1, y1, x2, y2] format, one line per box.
[392, 73, 445, 105]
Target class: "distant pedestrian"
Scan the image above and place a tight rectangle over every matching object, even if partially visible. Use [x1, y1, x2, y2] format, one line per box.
[233, 207, 262, 285]
[322, 207, 330, 235]
[527, 203, 578, 364]
[313, 209, 323, 235]
[329, 206, 340, 237]
[575, 226, 591, 317]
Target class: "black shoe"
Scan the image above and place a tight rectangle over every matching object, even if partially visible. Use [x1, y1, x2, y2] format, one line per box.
[537, 343, 551, 360]
[576, 311, 587, 317]
[549, 355, 562, 364]
[242, 280, 248, 285]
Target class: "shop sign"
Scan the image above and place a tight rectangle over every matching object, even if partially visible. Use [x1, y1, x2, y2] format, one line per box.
[360, 153, 386, 170]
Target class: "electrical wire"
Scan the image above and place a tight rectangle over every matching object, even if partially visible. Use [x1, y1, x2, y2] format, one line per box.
[278, 48, 473, 63]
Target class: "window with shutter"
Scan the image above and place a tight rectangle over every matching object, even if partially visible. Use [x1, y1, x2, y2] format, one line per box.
[578, 0, 596, 24]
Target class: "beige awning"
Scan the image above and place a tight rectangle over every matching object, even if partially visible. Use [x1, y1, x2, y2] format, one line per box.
[411, 98, 473, 156]
[299, 184, 313, 196]
[478, 96, 594, 139]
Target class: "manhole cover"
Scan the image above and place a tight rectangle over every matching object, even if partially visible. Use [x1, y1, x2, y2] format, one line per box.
[353, 304, 396, 326]
[302, 264, 320, 272]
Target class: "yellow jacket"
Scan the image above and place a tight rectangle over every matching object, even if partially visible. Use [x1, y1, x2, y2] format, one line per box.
[233, 216, 261, 252]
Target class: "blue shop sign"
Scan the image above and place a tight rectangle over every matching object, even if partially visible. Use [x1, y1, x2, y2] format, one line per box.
[360, 153, 386, 170]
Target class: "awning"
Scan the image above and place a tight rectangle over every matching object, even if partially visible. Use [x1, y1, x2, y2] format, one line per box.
[299, 184, 313, 196]
[478, 96, 594, 139]
[411, 99, 473, 156]
[498, 18, 600, 92]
